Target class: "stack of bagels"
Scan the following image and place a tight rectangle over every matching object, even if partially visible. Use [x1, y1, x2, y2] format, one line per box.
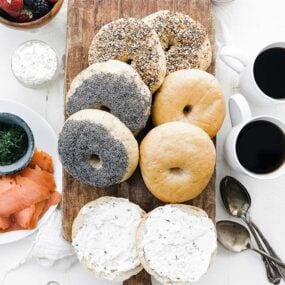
[58, 10, 225, 285]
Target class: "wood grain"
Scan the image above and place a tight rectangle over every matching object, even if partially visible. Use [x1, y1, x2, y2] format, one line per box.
[64, 1, 215, 284]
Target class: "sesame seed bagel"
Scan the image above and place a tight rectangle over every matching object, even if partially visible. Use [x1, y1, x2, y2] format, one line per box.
[72, 196, 145, 281]
[143, 10, 212, 74]
[58, 110, 139, 187]
[66, 60, 152, 135]
[152, 69, 226, 138]
[136, 204, 217, 285]
[88, 18, 166, 93]
[140, 122, 216, 203]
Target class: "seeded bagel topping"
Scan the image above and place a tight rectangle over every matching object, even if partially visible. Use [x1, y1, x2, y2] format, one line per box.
[66, 61, 152, 135]
[143, 10, 212, 73]
[88, 17, 166, 93]
[147, 11, 206, 49]
[58, 119, 129, 187]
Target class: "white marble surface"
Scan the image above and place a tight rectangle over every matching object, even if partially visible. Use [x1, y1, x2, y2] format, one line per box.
[1, 0, 285, 284]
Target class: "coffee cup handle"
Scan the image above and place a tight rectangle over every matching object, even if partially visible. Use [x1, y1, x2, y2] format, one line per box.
[229, 94, 252, 126]
[219, 45, 249, 73]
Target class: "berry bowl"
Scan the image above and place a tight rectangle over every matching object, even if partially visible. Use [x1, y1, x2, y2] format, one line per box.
[0, 0, 64, 29]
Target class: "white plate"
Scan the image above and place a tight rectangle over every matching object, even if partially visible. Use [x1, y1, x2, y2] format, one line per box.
[0, 99, 62, 245]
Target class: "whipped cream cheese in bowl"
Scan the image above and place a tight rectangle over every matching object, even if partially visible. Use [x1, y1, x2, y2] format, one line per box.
[11, 40, 59, 89]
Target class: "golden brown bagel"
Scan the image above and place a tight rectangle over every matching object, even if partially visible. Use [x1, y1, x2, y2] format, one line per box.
[152, 69, 226, 138]
[140, 122, 216, 203]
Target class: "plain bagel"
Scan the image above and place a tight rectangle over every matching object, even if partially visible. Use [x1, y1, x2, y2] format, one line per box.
[140, 122, 216, 203]
[88, 18, 166, 93]
[136, 204, 217, 285]
[152, 69, 226, 138]
[72, 196, 145, 281]
[143, 10, 212, 74]
[66, 60, 152, 135]
[58, 109, 139, 187]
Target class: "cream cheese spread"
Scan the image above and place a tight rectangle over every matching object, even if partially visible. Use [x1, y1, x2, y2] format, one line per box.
[11, 40, 58, 88]
[73, 198, 144, 279]
[140, 205, 217, 283]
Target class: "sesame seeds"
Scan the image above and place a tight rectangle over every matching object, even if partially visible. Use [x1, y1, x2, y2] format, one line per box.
[88, 18, 166, 93]
[143, 10, 211, 74]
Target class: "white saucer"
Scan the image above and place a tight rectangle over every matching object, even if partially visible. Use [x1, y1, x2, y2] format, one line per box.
[0, 99, 62, 245]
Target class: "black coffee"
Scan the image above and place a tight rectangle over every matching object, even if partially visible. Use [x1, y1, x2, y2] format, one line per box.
[236, 120, 285, 174]
[254, 47, 285, 99]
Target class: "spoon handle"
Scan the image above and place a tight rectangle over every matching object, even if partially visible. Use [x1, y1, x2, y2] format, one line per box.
[252, 248, 285, 269]
[242, 217, 281, 283]
[250, 220, 285, 279]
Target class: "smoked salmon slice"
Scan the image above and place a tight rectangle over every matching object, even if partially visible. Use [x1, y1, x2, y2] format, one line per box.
[0, 177, 50, 217]
[20, 166, 56, 192]
[29, 200, 47, 229]
[0, 149, 60, 233]
[30, 149, 54, 173]
[14, 200, 47, 230]
[0, 176, 16, 193]
[43, 191, 61, 214]
[14, 205, 36, 229]
[0, 216, 10, 230]
[0, 220, 22, 233]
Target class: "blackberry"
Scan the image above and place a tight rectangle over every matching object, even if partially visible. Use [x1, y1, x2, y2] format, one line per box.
[34, 0, 50, 18]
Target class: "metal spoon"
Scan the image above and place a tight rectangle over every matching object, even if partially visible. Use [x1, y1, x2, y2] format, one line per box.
[217, 220, 285, 268]
[220, 176, 284, 283]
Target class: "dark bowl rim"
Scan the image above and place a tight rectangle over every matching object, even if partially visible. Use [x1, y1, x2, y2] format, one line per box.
[0, 112, 35, 175]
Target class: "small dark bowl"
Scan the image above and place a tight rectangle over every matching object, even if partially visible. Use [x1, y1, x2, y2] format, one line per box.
[0, 113, 35, 175]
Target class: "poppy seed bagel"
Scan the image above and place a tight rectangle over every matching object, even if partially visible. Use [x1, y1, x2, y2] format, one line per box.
[58, 110, 139, 187]
[66, 60, 152, 135]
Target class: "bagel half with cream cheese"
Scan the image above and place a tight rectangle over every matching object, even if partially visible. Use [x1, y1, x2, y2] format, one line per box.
[72, 196, 146, 281]
[137, 204, 217, 285]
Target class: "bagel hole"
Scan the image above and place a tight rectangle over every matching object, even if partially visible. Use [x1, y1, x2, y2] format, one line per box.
[165, 44, 172, 52]
[100, 105, 111, 112]
[169, 167, 184, 175]
[183, 104, 193, 115]
[88, 154, 102, 169]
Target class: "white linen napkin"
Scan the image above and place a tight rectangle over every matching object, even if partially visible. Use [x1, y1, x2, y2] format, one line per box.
[1, 210, 77, 284]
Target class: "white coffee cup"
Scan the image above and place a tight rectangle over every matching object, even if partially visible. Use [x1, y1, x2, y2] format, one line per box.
[224, 93, 285, 179]
[220, 42, 285, 105]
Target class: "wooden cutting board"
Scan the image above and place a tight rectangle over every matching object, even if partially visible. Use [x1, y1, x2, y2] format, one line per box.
[63, 0, 215, 284]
